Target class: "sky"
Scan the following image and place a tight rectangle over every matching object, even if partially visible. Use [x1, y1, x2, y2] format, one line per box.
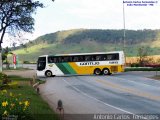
[2, 0, 160, 47]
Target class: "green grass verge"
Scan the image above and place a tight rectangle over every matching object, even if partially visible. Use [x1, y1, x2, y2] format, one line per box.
[7, 75, 31, 81]
[7, 75, 46, 84]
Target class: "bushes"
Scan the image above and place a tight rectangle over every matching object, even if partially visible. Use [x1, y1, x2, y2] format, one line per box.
[23, 61, 30, 64]
[0, 90, 32, 120]
[0, 72, 11, 85]
[130, 63, 140, 67]
[0, 73, 32, 119]
[0, 73, 18, 89]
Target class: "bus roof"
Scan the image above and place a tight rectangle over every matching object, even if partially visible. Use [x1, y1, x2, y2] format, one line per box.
[39, 51, 124, 57]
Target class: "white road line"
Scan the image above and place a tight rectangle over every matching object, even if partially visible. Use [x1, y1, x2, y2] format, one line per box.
[63, 78, 133, 114]
[109, 75, 160, 88]
[63, 78, 149, 119]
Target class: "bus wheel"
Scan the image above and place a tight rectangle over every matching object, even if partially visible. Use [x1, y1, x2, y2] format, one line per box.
[94, 68, 101, 75]
[102, 68, 110, 75]
[45, 70, 52, 77]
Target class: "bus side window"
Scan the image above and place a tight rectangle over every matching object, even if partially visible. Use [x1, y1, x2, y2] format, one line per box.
[107, 55, 112, 60]
[63, 57, 70, 62]
[78, 56, 84, 61]
[73, 56, 79, 62]
[69, 56, 73, 62]
[48, 57, 54, 63]
[61, 57, 65, 62]
[91, 55, 96, 61]
[114, 54, 119, 60]
[58, 57, 62, 63]
[102, 55, 107, 61]
[48, 57, 52, 63]
[48, 56, 58, 63]
[85, 56, 91, 61]
[112, 55, 116, 60]
[106, 54, 119, 60]
[96, 56, 101, 61]
[53, 57, 57, 63]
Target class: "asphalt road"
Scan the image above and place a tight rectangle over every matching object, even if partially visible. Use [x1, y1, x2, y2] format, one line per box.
[39, 72, 160, 120]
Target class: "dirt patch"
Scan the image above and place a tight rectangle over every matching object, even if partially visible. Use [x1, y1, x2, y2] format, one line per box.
[150, 75, 160, 81]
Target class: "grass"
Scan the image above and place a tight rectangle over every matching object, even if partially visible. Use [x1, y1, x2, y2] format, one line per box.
[0, 75, 58, 120]
[7, 75, 46, 86]
[3, 67, 31, 70]
[7, 75, 31, 81]
[8, 75, 45, 83]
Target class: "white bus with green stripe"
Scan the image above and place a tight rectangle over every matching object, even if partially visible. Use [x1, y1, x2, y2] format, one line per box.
[36, 51, 125, 77]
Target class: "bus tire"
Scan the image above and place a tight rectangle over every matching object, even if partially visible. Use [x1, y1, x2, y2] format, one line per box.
[45, 70, 52, 77]
[102, 68, 110, 75]
[94, 68, 101, 75]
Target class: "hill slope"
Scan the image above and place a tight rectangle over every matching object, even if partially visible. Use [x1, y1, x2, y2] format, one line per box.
[12, 29, 160, 63]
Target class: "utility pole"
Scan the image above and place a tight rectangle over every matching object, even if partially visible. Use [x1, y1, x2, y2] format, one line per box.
[123, 0, 126, 52]
[123, 0, 127, 65]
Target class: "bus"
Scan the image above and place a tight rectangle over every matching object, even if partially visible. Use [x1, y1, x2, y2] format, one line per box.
[36, 51, 125, 77]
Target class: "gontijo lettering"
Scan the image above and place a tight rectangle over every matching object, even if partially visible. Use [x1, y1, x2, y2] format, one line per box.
[80, 62, 100, 66]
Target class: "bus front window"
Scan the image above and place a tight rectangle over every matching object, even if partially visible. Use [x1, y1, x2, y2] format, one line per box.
[37, 57, 46, 71]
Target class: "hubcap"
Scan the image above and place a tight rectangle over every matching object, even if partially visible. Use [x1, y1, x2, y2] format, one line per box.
[47, 72, 51, 76]
[95, 69, 100, 75]
[104, 70, 108, 74]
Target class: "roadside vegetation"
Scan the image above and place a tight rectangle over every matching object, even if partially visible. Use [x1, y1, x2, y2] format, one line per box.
[0, 73, 58, 120]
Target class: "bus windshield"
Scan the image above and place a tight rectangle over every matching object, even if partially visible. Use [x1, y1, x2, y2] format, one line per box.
[37, 57, 46, 71]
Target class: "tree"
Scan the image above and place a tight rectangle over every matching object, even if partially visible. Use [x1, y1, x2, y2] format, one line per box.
[0, 0, 44, 71]
[2, 47, 12, 69]
[137, 47, 151, 66]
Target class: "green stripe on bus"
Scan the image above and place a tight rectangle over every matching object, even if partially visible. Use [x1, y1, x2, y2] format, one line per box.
[62, 63, 77, 74]
[56, 63, 70, 74]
